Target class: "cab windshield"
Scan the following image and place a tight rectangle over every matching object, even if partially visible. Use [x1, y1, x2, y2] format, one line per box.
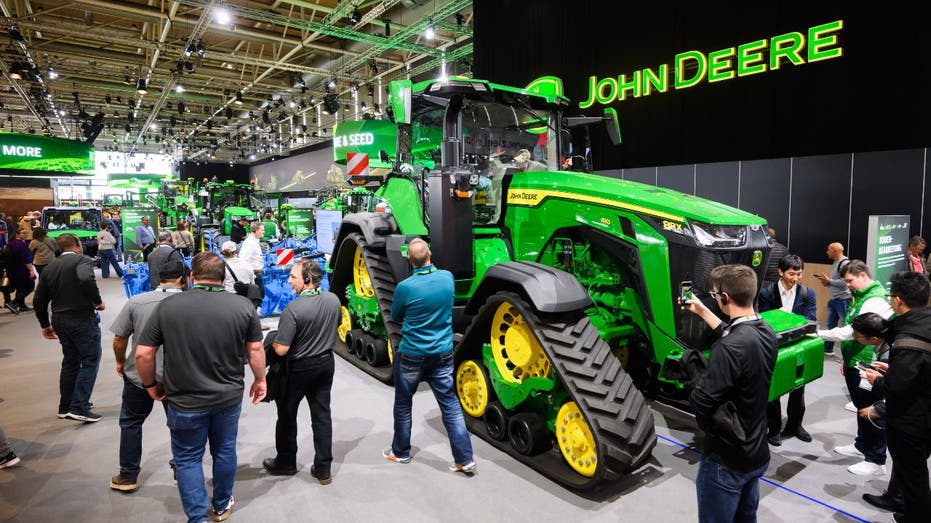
[42, 209, 101, 231]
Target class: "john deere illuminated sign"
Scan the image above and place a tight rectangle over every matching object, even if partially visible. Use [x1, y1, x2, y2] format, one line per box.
[0, 132, 95, 175]
[579, 20, 843, 109]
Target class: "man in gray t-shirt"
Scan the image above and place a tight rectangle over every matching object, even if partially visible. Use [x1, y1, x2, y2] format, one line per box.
[107, 257, 185, 492]
[262, 259, 341, 483]
[814, 242, 852, 356]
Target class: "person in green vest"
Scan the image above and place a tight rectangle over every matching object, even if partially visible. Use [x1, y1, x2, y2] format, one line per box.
[817, 259, 893, 476]
[261, 212, 280, 242]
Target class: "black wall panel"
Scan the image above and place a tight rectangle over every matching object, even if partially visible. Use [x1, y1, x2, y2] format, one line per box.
[849, 149, 925, 260]
[657, 165, 695, 195]
[624, 167, 656, 186]
[789, 154, 851, 262]
[740, 158, 791, 244]
[696, 162, 739, 208]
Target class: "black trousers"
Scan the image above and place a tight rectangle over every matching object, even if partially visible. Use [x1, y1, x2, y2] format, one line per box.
[843, 366, 887, 464]
[887, 425, 931, 523]
[141, 243, 154, 262]
[274, 353, 334, 474]
[767, 386, 805, 435]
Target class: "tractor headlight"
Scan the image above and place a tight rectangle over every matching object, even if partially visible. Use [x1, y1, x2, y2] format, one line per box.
[690, 221, 748, 248]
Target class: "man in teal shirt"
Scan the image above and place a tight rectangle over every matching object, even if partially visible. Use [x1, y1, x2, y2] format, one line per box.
[383, 238, 475, 474]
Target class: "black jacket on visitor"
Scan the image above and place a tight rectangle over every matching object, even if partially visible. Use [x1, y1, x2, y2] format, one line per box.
[877, 307, 931, 437]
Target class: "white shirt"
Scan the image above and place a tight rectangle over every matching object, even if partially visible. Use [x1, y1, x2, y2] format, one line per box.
[817, 296, 894, 342]
[239, 234, 263, 272]
[778, 280, 797, 314]
[222, 256, 256, 293]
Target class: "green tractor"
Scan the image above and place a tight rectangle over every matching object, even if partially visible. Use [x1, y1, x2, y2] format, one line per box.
[327, 77, 823, 489]
[191, 181, 262, 247]
[41, 206, 103, 259]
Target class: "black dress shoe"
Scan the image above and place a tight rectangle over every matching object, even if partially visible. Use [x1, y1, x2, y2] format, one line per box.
[262, 457, 297, 476]
[862, 492, 905, 512]
[783, 425, 813, 442]
[767, 432, 781, 446]
[310, 465, 332, 485]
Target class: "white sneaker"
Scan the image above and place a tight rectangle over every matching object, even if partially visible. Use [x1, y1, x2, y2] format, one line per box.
[847, 460, 887, 476]
[844, 401, 857, 413]
[834, 444, 864, 458]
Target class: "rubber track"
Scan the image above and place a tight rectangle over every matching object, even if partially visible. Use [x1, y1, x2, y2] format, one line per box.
[458, 293, 657, 488]
[343, 233, 401, 382]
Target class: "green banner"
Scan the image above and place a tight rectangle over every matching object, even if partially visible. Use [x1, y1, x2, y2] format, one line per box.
[333, 120, 397, 167]
[122, 206, 159, 261]
[286, 208, 314, 239]
[0, 132, 95, 175]
[866, 214, 910, 291]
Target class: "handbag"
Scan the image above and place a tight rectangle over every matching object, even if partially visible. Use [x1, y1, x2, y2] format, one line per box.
[0, 270, 10, 290]
[222, 259, 263, 306]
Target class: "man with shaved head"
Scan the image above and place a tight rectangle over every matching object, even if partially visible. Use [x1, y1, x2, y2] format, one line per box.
[382, 237, 476, 475]
[814, 242, 851, 356]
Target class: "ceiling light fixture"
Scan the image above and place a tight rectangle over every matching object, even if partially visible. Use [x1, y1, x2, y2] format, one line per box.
[234, 90, 243, 105]
[214, 7, 232, 25]
[136, 78, 148, 94]
[46, 67, 58, 80]
[424, 25, 435, 40]
[349, 9, 361, 25]
[175, 82, 185, 93]
[9, 62, 22, 80]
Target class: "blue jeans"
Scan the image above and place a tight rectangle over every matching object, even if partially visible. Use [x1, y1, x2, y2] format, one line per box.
[696, 457, 768, 523]
[53, 314, 101, 414]
[391, 350, 473, 465]
[825, 298, 851, 353]
[166, 403, 241, 523]
[99, 248, 123, 278]
[119, 379, 172, 481]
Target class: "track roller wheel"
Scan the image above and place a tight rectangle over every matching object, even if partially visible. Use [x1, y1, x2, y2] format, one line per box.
[364, 339, 389, 366]
[508, 413, 551, 456]
[353, 333, 369, 358]
[484, 401, 509, 441]
[337, 306, 352, 344]
[345, 329, 363, 358]
[556, 401, 597, 477]
[490, 301, 551, 383]
[353, 244, 375, 298]
[455, 360, 494, 418]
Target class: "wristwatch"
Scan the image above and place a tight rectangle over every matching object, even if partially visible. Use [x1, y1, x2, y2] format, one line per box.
[142, 381, 157, 389]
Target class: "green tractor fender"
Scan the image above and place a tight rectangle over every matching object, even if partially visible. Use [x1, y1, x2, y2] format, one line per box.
[463, 261, 594, 317]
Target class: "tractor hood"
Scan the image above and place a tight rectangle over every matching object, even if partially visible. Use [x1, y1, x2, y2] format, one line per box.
[507, 171, 766, 227]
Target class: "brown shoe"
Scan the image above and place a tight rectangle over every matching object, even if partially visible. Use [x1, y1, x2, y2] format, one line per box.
[109, 474, 138, 492]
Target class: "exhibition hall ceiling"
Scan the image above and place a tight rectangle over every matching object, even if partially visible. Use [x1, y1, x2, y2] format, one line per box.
[0, 0, 473, 163]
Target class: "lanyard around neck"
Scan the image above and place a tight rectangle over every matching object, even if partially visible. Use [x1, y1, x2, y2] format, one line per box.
[193, 284, 224, 292]
[300, 288, 321, 297]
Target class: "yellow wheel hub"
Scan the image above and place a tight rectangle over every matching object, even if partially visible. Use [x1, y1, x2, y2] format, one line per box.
[456, 360, 490, 418]
[613, 344, 630, 369]
[557, 401, 597, 477]
[337, 306, 351, 343]
[387, 337, 393, 364]
[490, 302, 551, 383]
[353, 246, 375, 298]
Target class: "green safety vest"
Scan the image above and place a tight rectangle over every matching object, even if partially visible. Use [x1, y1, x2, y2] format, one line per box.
[841, 280, 888, 366]
[262, 220, 278, 240]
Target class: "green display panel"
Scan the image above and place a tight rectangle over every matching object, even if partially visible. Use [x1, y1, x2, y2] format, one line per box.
[286, 208, 314, 239]
[866, 214, 910, 291]
[122, 206, 159, 261]
[0, 132, 95, 175]
[107, 173, 168, 189]
[332, 120, 397, 167]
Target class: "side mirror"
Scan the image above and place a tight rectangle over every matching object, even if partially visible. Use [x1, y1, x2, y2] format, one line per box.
[379, 150, 390, 163]
[604, 108, 621, 145]
[388, 79, 412, 125]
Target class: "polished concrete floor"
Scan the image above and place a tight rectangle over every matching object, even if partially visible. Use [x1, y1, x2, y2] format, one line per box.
[0, 273, 914, 522]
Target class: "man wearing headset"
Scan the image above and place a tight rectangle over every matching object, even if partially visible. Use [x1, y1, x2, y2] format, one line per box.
[262, 259, 341, 485]
[682, 264, 778, 522]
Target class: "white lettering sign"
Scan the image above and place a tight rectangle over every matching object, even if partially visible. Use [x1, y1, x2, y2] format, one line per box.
[1, 145, 43, 157]
[334, 133, 374, 148]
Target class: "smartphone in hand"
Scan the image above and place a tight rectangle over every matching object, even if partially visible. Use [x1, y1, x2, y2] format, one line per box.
[679, 281, 693, 302]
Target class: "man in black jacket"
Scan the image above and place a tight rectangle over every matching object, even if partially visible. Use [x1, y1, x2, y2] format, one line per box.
[33, 233, 106, 422]
[861, 271, 931, 523]
[758, 254, 817, 446]
[684, 264, 778, 522]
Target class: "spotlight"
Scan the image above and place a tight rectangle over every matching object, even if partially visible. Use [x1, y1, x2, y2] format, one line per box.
[214, 7, 231, 25]
[177, 101, 186, 114]
[105, 95, 112, 105]
[136, 78, 148, 94]
[456, 13, 464, 27]
[383, 19, 391, 37]
[369, 60, 379, 75]
[326, 79, 336, 92]
[424, 26, 435, 40]
[184, 61, 195, 73]
[47, 66, 58, 80]
[196, 41, 206, 57]
[348, 9, 361, 25]
[9, 62, 22, 80]
[175, 82, 185, 93]
[234, 90, 243, 105]
[349, 81, 360, 93]
[226, 107, 233, 118]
